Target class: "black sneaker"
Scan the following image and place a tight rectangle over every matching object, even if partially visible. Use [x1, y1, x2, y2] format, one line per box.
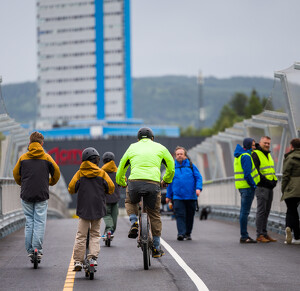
[152, 248, 165, 258]
[128, 222, 139, 238]
[240, 237, 257, 244]
[177, 235, 184, 241]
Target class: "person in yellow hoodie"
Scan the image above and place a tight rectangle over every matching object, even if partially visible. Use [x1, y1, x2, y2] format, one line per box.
[68, 147, 115, 271]
[101, 152, 120, 239]
[13, 131, 60, 261]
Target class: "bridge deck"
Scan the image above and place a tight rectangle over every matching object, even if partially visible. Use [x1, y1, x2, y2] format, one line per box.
[0, 216, 299, 291]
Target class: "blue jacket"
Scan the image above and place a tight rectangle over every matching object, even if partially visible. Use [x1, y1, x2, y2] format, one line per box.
[234, 144, 256, 189]
[166, 159, 202, 200]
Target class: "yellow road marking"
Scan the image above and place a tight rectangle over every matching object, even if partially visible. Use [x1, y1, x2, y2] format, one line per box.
[63, 251, 76, 291]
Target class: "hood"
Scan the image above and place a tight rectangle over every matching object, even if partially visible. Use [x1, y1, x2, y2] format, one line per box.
[102, 160, 118, 173]
[79, 161, 102, 178]
[234, 144, 250, 158]
[284, 148, 300, 159]
[27, 142, 45, 158]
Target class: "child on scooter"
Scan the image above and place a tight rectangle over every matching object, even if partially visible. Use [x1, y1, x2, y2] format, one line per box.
[68, 147, 115, 271]
[101, 152, 121, 240]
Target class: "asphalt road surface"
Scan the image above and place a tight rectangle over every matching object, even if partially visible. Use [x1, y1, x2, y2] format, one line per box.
[0, 215, 299, 291]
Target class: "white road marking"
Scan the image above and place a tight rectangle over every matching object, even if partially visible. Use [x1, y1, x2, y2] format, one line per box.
[161, 238, 209, 291]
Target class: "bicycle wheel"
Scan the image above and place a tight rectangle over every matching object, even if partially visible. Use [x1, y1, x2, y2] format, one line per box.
[141, 213, 150, 270]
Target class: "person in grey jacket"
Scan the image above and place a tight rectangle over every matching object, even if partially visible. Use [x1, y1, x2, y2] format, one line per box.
[281, 138, 300, 244]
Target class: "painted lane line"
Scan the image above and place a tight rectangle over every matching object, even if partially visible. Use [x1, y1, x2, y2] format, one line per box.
[63, 250, 76, 291]
[161, 238, 209, 291]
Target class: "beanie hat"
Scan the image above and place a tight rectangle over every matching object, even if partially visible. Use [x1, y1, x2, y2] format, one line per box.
[243, 138, 254, 150]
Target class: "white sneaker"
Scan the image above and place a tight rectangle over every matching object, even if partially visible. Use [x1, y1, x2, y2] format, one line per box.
[73, 261, 83, 271]
[285, 227, 292, 244]
[291, 238, 300, 245]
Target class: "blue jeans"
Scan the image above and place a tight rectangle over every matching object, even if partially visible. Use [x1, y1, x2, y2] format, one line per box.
[239, 188, 255, 239]
[21, 200, 48, 254]
[173, 200, 196, 237]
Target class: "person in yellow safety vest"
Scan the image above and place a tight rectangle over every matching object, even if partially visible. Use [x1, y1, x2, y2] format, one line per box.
[234, 138, 260, 244]
[252, 136, 278, 243]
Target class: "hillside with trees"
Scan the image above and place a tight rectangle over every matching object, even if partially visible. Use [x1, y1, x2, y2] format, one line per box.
[1, 76, 274, 132]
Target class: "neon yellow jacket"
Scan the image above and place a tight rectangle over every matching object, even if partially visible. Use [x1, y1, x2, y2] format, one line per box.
[116, 138, 175, 187]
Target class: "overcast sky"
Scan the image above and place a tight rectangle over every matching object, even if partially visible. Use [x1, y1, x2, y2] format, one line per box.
[0, 0, 299, 84]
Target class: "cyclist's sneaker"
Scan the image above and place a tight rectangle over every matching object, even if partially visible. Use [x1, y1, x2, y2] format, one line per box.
[37, 253, 43, 260]
[159, 248, 165, 256]
[152, 248, 165, 258]
[128, 222, 139, 239]
[73, 261, 83, 271]
[101, 233, 107, 239]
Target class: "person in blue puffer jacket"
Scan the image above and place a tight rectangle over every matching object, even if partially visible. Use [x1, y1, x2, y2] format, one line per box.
[166, 146, 203, 241]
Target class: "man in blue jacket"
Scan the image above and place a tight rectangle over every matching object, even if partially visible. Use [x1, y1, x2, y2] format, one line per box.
[166, 146, 203, 240]
[234, 138, 260, 243]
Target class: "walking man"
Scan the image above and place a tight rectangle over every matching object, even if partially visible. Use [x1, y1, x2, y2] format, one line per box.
[234, 138, 260, 243]
[252, 136, 278, 243]
[166, 146, 202, 241]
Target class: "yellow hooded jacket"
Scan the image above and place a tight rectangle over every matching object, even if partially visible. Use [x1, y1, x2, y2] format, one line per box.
[13, 142, 60, 202]
[68, 161, 115, 220]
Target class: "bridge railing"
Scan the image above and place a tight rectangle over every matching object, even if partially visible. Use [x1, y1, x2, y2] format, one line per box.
[198, 175, 288, 234]
[0, 113, 71, 238]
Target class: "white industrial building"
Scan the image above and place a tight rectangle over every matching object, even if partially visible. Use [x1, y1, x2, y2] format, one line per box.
[37, 0, 132, 128]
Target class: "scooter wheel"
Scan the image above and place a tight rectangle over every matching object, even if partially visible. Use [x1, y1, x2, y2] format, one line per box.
[89, 272, 94, 280]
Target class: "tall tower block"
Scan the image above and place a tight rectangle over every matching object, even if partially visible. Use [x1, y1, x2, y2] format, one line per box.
[37, 0, 132, 127]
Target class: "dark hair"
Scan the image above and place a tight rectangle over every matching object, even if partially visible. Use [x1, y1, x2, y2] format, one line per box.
[30, 131, 44, 144]
[290, 138, 300, 149]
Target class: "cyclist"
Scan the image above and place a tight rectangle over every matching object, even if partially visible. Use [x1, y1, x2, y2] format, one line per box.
[116, 127, 175, 258]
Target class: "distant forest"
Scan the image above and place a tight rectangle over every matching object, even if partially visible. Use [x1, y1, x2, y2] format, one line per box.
[1, 76, 274, 129]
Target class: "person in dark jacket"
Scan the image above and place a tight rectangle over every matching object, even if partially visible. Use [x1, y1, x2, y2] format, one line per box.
[281, 138, 300, 244]
[68, 147, 115, 271]
[252, 136, 278, 243]
[166, 146, 202, 241]
[13, 131, 60, 260]
[101, 152, 120, 239]
[233, 138, 259, 243]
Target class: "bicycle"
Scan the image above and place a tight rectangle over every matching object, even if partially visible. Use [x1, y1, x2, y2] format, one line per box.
[137, 193, 153, 270]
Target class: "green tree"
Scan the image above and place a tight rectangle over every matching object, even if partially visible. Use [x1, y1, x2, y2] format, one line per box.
[245, 89, 263, 118]
[229, 92, 248, 116]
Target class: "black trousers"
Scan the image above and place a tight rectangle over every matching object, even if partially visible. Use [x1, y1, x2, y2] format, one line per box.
[285, 197, 300, 240]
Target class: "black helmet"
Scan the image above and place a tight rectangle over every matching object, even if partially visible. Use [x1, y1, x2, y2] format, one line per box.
[102, 152, 115, 164]
[82, 147, 100, 161]
[137, 127, 154, 140]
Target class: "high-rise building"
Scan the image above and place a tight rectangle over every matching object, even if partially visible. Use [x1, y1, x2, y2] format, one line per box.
[37, 0, 132, 127]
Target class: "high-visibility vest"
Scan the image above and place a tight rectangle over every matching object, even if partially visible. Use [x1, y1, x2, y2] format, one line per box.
[234, 153, 260, 189]
[253, 150, 278, 181]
